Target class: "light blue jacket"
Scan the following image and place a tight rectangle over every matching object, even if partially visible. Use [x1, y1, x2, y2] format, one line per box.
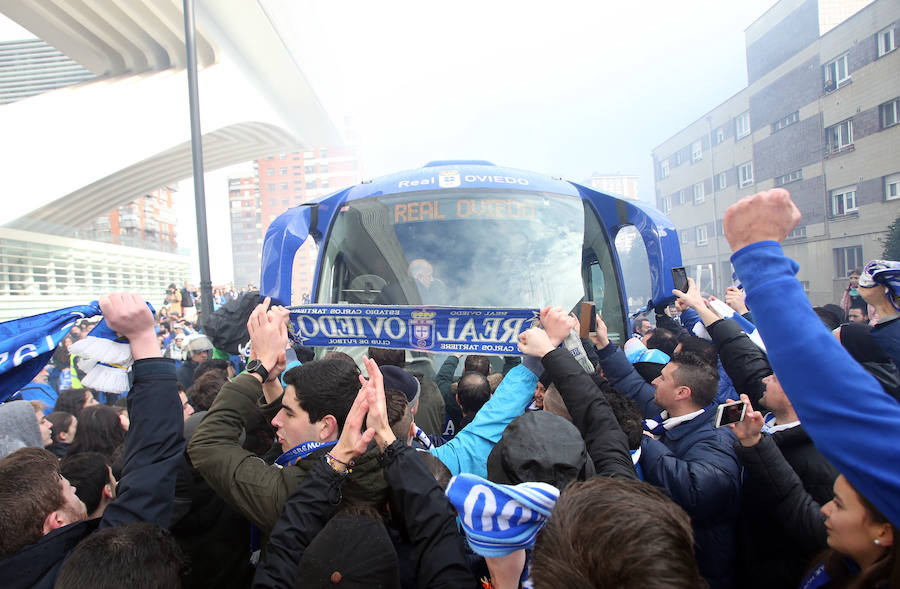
[430, 362, 537, 477]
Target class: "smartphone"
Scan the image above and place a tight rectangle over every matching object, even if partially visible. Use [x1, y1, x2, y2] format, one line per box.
[715, 400, 747, 428]
[579, 301, 597, 338]
[671, 266, 688, 293]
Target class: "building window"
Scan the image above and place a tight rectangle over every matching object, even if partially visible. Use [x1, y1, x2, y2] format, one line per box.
[735, 111, 751, 139]
[823, 54, 850, 91]
[268, 198, 276, 206]
[881, 98, 900, 128]
[878, 26, 896, 57]
[321, 163, 329, 173]
[267, 183, 275, 191]
[886, 172, 900, 201]
[674, 151, 682, 165]
[680, 229, 689, 245]
[692, 182, 705, 204]
[775, 169, 803, 186]
[319, 148, 328, 158]
[279, 167, 287, 175]
[306, 180, 316, 189]
[696, 226, 708, 246]
[660, 195, 671, 213]
[716, 172, 727, 190]
[677, 189, 686, 205]
[738, 162, 754, 187]
[266, 168, 275, 176]
[715, 127, 726, 145]
[830, 186, 858, 217]
[691, 140, 703, 162]
[279, 153, 287, 159]
[772, 111, 800, 132]
[826, 119, 854, 154]
[281, 198, 289, 205]
[785, 225, 807, 240]
[660, 160, 670, 179]
[280, 182, 288, 190]
[322, 179, 329, 188]
[834, 245, 863, 278]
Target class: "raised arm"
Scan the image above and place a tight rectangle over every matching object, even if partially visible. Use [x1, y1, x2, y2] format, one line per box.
[725, 188, 900, 528]
[518, 307, 635, 479]
[97, 293, 184, 530]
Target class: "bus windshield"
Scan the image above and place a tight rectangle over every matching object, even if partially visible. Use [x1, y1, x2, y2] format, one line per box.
[316, 189, 589, 312]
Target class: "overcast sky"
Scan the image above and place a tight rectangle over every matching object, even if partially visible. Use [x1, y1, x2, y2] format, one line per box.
[2, 2, 779, 284]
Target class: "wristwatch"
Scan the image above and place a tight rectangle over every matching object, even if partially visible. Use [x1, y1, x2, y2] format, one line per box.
[245, 359, 271, 382]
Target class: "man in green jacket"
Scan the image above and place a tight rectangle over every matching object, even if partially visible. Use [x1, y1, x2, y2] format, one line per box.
[188, 300, 388, 534]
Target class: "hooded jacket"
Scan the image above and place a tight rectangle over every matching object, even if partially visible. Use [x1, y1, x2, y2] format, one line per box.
[0, 400, 42, 459]
[188, 373, 389, 534]
[429, 362, 538, 478]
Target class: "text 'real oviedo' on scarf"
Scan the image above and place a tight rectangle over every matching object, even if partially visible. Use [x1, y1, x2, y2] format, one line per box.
[287, 305, 540, 354]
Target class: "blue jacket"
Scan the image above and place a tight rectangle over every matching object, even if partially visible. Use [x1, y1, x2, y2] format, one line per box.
[732, 241, 900, 530]
[430, 362, 537, 478]
[597, 343, 741, 589]
[0, 358, 185, 589]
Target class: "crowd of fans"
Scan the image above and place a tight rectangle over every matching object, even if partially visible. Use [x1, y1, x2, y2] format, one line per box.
[0, 189, 898, 588]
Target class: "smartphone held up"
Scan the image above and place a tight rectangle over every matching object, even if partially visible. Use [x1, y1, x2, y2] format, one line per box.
[715, 400, 747, 429]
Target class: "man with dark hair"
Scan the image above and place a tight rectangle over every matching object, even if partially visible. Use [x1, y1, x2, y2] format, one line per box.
[456, 371, 492, 428]
[56, 522, 187, 589]
[192, 358, 232, 381]
[188, 301, 389, 534]
[186, 370, 228, 413]
[847, 302, 869, 324]
[367, 346, 405, 368]
[0, 292, 184, 588]
[591, 317, 741, 589]
[644, 327, 679, 358]
[674, 335, 717, 367]
[463, 354, 490, 376]
[60, 452, 116, 519]
[530, 478, 703, 588]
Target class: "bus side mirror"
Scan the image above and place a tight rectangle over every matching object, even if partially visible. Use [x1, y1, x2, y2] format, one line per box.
[260, 205, 316, 305]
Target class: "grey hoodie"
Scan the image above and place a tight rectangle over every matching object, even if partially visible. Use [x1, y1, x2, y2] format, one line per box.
[0, 400, 42, 459]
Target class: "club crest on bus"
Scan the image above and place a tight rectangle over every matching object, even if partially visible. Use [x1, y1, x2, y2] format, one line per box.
[438, 170, 461, 188]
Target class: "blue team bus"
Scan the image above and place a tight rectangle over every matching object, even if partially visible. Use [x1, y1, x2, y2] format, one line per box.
[259, 160, 682, 349]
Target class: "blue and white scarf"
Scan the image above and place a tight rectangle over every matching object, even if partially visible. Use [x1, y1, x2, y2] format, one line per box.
[860, 259, 900, 311]
[445, 473, 559, 558]
[0, 303, 100, 403]
[274, 439, 336, 467]
[0, 301, 156, 401]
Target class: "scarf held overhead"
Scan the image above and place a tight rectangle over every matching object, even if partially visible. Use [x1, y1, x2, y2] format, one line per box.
[288, 305, 540, 354]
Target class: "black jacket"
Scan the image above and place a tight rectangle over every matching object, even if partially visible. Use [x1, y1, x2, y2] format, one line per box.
[0, 358, 184, 589]
[706, 318, 772, 407]
[771, 425, 838, 506]
[540, 347, 637, 479]
[734, 434, 828, 589]
[254, 442, 473, 589]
